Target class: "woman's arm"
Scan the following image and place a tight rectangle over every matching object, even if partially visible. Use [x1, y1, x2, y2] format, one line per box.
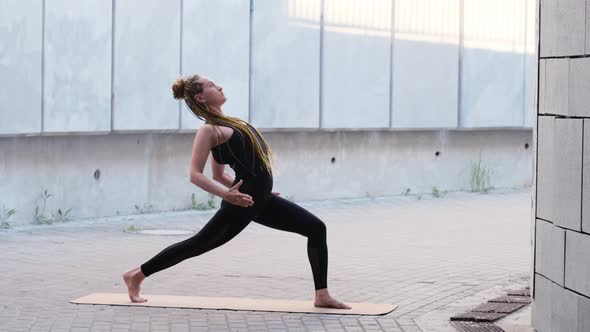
[215, 173, 235, 188]
[210, 150, 235, 188]
[189, 125, 228, 199]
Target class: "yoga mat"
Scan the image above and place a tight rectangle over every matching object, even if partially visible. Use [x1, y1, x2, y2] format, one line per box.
[71, 293, 397, 315]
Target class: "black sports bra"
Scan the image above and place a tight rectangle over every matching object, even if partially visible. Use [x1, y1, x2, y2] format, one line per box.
[211, 124, 270, 178]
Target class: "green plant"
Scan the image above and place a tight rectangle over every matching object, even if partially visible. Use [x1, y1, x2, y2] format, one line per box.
[432, 187, 448, 198]
[124, 224, 138, 233]
[432, 187, 440, 198]
[34, 189, 52, 224]
[0, 205, 16, 229]
[134, 203, 154, 214]
[469, 156, 492, 193]
[208, 193, 216, 208]
[33, 189, 72, 224]
[191, 193, 216, 210]
[54, 208, 72, 222]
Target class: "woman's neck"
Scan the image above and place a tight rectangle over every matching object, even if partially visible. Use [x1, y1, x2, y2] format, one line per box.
[208, 105, 224, 116]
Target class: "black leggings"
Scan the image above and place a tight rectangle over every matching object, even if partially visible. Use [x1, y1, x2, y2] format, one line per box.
[140, 193, 328, 290]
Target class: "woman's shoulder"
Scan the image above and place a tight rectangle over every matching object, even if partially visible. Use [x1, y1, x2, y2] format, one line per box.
[198, 123, 215, 132]
[208, 124, 239, 148]
[199, 123, 229, 135]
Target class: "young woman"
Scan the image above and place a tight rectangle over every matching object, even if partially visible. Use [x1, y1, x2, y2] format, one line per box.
[123, 75, 350, 309]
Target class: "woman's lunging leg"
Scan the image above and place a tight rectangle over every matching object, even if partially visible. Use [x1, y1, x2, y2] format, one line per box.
[123, 205, 252, 302]
[252, 194, 350, 309]
[253, 194, 327, 290]
[140, 207, 251, 277]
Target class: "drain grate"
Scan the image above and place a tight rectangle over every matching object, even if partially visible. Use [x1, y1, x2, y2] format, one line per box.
[449, 286, 531, 329]
[451, 312, 507, 322]
[452, 321, 505, 332]
[488, 295, 531, 304]
[471, 302, 526, 314]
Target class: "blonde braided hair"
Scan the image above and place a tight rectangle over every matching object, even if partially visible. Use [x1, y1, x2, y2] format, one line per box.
[172, 75, 275, 175]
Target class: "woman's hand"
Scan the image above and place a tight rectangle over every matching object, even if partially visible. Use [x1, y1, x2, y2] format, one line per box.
[223, 180, 254, 207]
[272, 192, 281, 196]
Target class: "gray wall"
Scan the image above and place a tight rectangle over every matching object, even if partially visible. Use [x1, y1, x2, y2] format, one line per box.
[0, 0, 535, 226]
[0, 0, 534, 136]
[44, 0, 112, 133]
[0, 0, 43, 135]
[533, 0, 590, 331]
[0, 129, 532, 226]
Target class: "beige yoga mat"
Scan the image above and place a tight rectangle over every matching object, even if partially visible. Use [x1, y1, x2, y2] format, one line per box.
[71, 293, 397, 315]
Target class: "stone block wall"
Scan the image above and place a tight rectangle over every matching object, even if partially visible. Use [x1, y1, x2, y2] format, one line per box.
[533, 0, 590, 330]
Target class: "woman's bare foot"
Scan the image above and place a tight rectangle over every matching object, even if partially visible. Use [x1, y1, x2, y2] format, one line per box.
[314, 288, 351, 309]
[122, 267, 147, 303]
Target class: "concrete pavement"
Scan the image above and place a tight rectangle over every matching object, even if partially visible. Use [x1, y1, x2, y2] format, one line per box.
[0, 188, 532, 332]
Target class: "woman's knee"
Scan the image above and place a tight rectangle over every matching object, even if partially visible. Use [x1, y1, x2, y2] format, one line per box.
[310, 218, 327, 241]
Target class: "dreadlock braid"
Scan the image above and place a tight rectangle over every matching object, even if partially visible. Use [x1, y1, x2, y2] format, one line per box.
[172, 75, 276, 175]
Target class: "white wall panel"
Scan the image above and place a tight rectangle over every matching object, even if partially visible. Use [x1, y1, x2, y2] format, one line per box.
[44, 0, 111, 133]
[250, 0, 321, 128]
[460, 0, 526, 128]
[0, 0, 43, 135]
[321, 0, 391, 128]
[392, 0, 460, 128]
[181, 0, 250, 130]
[113, 0, 180, 130]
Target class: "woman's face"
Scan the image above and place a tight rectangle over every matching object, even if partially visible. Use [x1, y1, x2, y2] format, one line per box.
[195, 77, 226, 106]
